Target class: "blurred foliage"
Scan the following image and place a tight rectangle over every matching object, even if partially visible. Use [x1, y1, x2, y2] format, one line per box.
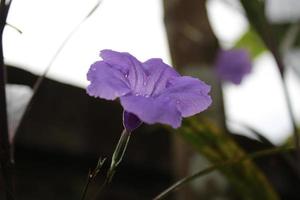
[176, 117, 279, 200]
[234, 27, 266, 59]
[239, 0, 300, 71]
[239, 0, 300, 140]
[234, 23, 300, 59]
[239, 0, 274, 51]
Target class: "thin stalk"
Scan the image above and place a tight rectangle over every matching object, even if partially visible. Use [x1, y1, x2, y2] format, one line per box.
[107, 129, 131, 183]
[92, 129, 131, 199]
[239, 0, 299, 149]
[80, 157, 106, 200]
[153, 146, 295, 200]
[273, 52, 300, 148]
[5, 23, 22, 34]
[0, 1, 15, 199]
[80, 169, 93, 200]
[263, 19, 300, 149]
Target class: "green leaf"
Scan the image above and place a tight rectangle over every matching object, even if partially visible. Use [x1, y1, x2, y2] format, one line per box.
[235, 27, 266, 59]
[239, 0, 269, 46]
[177, 117, 279, 200]
[154, 145, 294, 200]
[239, 0, 284, 74]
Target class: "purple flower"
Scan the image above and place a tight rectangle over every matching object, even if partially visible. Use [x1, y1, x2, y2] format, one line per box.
[215, 49, 252, 85]
[87, 50, 212, 130]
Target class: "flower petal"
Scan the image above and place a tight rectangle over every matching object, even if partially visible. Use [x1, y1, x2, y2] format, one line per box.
[87, 61, 131, 100]
[100, 49, 132, 73]
[160, 76, 212, 117]
[143, 58, 179, 96]
[100, 49, 146, 93]
[215, 49, 252, 85]
[123, 111, 142, 132]
[120, 95, 182, 128]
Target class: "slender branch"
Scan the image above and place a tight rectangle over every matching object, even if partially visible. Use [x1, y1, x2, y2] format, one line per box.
[0, 0, 15, 199]
[257, 11, 300, 149]
[239, 0, 299, 149]
[273, 54, 300, 149]
[5, 23, 22, 34]
[80, 169, 93, 200]
[13, 0, 103, 136]
[80, 157, 106, 200]
[92, 129, 131, 199]
[153, 146, 295, 200]
[107, 129, 131, 183]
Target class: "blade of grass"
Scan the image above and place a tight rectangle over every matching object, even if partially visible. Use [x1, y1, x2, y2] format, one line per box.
[177, 118, 279, 199]
[5, 23, 22, 34]
[153, 146, 295, 200]
[239, 0, 300, 150]
[13, 0, 103, 136]
[234, 121, 300, 181]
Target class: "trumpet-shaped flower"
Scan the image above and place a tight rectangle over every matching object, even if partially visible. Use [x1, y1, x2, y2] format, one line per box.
[87, 50, 212, 130]
[215, 49, 252, 85]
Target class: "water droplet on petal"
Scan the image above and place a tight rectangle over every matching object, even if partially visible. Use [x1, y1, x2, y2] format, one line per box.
[125, 74, 128, 78]
[135, 93, 140, 96]
[143, 81, 147, 86]
[176, 100, 180, 104]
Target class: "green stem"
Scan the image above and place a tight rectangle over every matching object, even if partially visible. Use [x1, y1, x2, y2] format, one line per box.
[5, 23, 22, 34]
[80, 170, 93, 200]
[92, 129, 131, 200]
[80, 157, 106, 200]
[153, 146, 295, 200]
[239, 0, 299, 149]
[107, 129, 131, 183]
